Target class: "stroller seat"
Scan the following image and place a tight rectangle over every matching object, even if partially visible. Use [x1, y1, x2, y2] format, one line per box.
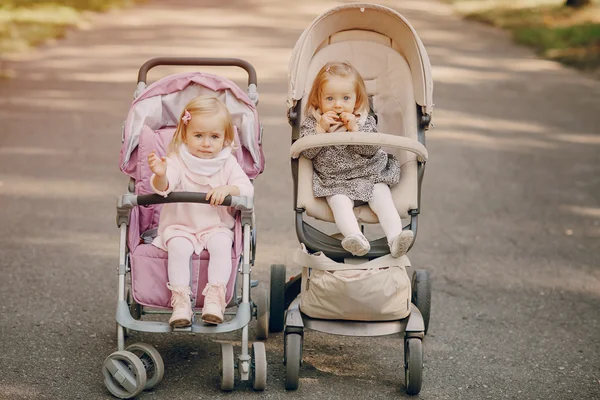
[296, 29, 421, 224]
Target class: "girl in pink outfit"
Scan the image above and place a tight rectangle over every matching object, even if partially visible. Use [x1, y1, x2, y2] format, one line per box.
[147, 95, 253, 327]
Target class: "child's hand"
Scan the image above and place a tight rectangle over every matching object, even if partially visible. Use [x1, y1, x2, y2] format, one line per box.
[319, 111, 339, 132]
[148, 151, 167, 177]
[340, 112, 359, 132]
[206, 186, 232, 206]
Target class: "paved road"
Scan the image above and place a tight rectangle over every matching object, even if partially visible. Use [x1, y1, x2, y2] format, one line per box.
[1, 0, 599, 399]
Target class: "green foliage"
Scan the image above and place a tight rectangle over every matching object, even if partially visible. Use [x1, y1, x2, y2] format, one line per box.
[515, 23, 600, 50]
[0, 0, 145, 53]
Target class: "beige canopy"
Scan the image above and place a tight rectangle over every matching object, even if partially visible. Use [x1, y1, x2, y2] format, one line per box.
[287, 2, 434, 116]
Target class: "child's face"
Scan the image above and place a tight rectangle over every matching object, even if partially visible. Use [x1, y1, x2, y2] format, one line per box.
[319, 76, 357, 116]
[183, 113, 226, 159]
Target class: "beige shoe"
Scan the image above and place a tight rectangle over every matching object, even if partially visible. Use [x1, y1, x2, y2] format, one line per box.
[167, 283, 193, 328]
[341, 233, 370, 256]
[201, 283, 227, 324]
[390, 230, 414, 258]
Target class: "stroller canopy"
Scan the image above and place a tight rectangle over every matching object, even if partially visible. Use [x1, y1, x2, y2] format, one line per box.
[120, 72, 265, 180]
[287, 3, 434, 116]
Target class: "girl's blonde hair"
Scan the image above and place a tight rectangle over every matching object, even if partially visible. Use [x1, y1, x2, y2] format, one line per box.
[304, 61, 369, 117]
[168, 95, 235, 155]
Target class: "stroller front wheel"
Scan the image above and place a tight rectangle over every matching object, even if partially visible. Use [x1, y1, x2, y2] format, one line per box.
[284, 333, 302, 390]
[404, 338, 423, 395]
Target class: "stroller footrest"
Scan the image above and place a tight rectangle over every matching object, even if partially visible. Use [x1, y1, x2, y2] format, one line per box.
[116, 301, 252, 334]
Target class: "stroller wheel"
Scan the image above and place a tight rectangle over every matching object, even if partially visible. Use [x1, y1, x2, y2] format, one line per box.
[411, 270, 431, 335]
[251, 342, 267, 390]
[269, 264, 286, 333]
[284, 333, 302, 390]
[255, 289, 269, 340]
[219, 343, 235, 391]
[102, 350, 147, 399]
[404, 338, 423, 395]
[125, 342, 164, 390]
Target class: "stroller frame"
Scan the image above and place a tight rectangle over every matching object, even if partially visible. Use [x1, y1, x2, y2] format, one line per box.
[270, 3, 433, 395]
[104, 58, 268, 399]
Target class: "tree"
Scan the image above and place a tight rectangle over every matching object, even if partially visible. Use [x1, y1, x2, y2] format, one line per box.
[565, 0, 591, 7]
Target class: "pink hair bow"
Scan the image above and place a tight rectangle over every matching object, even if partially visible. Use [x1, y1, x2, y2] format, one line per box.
[182, 110, 192, 125]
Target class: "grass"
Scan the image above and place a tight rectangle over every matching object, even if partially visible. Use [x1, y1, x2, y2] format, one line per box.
[442, 0, 600, 74]
[0, 0, 146, 54]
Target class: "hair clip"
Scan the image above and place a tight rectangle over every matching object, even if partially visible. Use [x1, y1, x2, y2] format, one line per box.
[182, 110, 192, 125]
[325, 66, 331, 72]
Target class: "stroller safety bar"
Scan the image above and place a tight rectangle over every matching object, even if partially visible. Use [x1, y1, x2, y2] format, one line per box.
[290, 132, 428, 162]
[118, 192, 253, 211]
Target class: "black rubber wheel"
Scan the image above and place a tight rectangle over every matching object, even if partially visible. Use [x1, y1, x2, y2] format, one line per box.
[284, 333, 302, 390]
[269, 264, 286, 333]
[404, 338, 423, 395]
[411, 270, 431, 335]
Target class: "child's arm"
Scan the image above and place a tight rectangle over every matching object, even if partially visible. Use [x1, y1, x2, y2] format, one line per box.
[148, 152, 181, 196]
[206, 158, 254, 206]
[350, 115, 380, 156]
[148, 151, 168, 191]
[299, 117, 324, 159]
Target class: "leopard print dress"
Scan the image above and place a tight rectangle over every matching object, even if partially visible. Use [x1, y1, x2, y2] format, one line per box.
[300, 115, 401, 202]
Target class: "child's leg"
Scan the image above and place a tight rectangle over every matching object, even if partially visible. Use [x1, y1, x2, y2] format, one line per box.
[326, 194, 362, 237]
[201, 233, 233, 324]
[167, 237, 194, 286]
[326, 194, 370, 256]
[368, 183, 413, 257]
[165, 237, 195, 327]
[206, 233, 233, 285]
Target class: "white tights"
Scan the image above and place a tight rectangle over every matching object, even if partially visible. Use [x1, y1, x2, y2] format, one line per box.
[326, 183, 402, 244]
[166, 234, 233, 287]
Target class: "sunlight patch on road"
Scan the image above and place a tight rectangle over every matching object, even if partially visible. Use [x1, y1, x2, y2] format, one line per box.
[0, 175, 118, 198]
[432, 129, 556, 150]
[560, 205, 600, 219]
[0, 146, 69, 156]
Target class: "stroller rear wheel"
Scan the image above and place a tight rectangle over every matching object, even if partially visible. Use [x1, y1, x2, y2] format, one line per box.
[411, 270, 431, 334]
[269, 264, 286, 332]
[404, 338, 423, 395]
[284, 333, 302, 390]
[254, 289, 269, 340]
[125, 342, 164, 390]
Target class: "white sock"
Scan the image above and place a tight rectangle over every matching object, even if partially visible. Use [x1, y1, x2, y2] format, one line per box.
[368, 183, 403, 243]
[326, 194, 362, 237]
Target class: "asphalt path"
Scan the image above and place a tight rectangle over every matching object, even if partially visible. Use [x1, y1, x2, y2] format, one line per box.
[0, 0, 599, 399]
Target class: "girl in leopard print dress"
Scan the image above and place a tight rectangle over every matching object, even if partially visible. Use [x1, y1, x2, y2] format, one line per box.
[300, 61, 413, 257]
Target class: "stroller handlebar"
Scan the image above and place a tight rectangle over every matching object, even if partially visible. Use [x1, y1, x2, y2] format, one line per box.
[119, 192, 254, 211]
[290, 132, 428, 162]
[137, 57, 257, 86]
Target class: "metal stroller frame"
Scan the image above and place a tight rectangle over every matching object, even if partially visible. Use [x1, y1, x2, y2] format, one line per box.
[102, 58, 268, 399]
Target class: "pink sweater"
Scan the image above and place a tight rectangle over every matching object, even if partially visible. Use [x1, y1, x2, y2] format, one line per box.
[150, 154, 253, 254]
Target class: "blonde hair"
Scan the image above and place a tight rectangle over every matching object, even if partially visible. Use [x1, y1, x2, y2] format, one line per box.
[304, 61, 369, 117]
[168, 95, 235, 155]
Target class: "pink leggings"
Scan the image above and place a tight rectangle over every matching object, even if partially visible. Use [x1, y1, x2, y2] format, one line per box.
[166, 234, 233, 287]
[326, 183, 402, 244]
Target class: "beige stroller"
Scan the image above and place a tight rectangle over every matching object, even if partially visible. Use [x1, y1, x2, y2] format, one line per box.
[268, 3, 433, 395]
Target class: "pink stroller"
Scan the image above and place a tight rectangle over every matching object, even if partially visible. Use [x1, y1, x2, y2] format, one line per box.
[102, 58, 266, 398]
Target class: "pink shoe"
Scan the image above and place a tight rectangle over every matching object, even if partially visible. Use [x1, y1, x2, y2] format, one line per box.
[166, 283, 193, 328]
[201, 283, 227, 324]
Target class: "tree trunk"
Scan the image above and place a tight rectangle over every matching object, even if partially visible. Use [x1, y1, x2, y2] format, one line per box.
[565, 0, 591, 7]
